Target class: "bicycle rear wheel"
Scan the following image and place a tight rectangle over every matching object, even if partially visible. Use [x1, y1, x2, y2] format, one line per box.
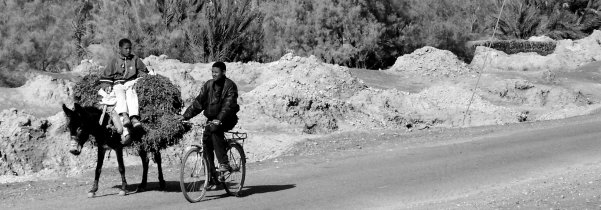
[223, 143, 246, 196]
[180, 147, 209, 203]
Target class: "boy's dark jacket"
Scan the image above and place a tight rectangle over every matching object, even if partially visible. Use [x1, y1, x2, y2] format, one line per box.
[183, 77, 240, 128]
[100, 54, 147, 83]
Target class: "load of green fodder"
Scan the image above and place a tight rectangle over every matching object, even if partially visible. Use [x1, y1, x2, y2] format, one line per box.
[73, 74, 187, 152]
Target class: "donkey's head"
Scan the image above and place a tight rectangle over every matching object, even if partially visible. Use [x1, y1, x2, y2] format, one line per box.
[62, 103, 92, 155]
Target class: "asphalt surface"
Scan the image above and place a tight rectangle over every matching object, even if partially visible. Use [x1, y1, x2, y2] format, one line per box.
[7, 115, 601, 210]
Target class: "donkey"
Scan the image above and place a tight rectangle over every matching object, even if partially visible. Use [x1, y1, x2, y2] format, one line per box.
[62, 103, 166, 197]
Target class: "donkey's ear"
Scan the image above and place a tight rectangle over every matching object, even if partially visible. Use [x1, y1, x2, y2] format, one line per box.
[73, 103, 88, 117]
[62, 104, 74, 117]
[73, 103, 83, 112]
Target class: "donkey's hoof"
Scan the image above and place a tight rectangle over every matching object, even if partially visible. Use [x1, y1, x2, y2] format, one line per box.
[118, 190, 127, 196]
[135, 187, 145, 193]
[87, 192, 95, 198]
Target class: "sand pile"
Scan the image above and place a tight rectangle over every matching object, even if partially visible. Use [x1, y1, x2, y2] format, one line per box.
[389, 46, 473, 78]
[471, 30, 601, 71]
[18, 74, 74, 107]
[472, 78, 595, 121]
[0, 73, 75, 117]
[348, 85, 519, 128]
[470, 47, 557, 72]
[479, 79, 591, 108]
[240, 55, 365, 133]
[71, 59, 103, 75]
[0, 109, 96, 177]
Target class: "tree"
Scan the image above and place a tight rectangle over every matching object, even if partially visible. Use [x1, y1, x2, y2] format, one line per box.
[184, 0, 264, 62]
[0, 0, 79, 72]
[497, 0, 543, 39]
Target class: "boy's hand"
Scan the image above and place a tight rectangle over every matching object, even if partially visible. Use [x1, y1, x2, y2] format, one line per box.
[211, 119, 222, 125]
[100, 83, 112, 93]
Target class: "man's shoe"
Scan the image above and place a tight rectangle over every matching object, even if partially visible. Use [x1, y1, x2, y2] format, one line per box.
[131, 117, 142, 129]
[121, 114, 132, 128]
[217, 163, 231, 172]
[204, 179, 221, 191]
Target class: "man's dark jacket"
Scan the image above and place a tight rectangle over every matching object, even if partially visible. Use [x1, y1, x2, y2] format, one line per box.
[183, 77, 240, 127]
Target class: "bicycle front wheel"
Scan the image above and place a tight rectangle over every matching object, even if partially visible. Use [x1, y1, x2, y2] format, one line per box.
[180, 147, 209, 203]
[223, 143, 246, 196]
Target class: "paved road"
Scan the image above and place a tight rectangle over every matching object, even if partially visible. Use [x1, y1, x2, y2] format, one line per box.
[10, 116, 601, 210]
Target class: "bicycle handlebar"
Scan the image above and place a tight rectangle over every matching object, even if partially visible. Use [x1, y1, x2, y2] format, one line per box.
[182, 120, 217, 127]
[182, 120, 248, 140]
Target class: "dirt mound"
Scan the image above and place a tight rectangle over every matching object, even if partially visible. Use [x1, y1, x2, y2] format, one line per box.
[241, 55, 365, 133]
[0, 73, 75, 117]
[19, 74, 74, 108]
[470, 47, 558, 72]
[472, 77, 594, 121]
[479, 79, 591, 108]
[348, 85, 519, 128]
[388, 46, 473, 78]
[471, 30, 601, 71]
[0, 109, 88, 176]
[71, 59, 103, 75]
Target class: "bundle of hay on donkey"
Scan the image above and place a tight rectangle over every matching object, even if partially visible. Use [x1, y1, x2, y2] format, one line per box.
[72, 74, 188, 152]
[67, 73, 189, 196]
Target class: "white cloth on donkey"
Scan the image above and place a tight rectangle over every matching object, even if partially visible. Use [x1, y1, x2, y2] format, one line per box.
[97, 88, 131, 144]
[98, 89, 118, 106]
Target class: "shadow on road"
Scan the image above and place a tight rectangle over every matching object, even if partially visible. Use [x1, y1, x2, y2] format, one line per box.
[112, 181, 182, 193]
[238, 184, 296, 197]
[110, 183, 296, 198]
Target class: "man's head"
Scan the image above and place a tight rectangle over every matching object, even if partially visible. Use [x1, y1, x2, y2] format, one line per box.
[118, 38, 132, 57]
[212, 61, 226, 81]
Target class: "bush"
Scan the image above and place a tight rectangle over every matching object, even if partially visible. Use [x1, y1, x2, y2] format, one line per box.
[0, 0, 78, 72]
[0, 68, 27, 88]
[260, 0, 406, 69]
[72, 74, 187, 152]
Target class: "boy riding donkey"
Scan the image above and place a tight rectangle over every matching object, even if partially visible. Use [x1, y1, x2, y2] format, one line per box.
[99, 38, 148, 144]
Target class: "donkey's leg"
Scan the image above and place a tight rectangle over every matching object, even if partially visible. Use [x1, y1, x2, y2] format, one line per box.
[89, 147, 105, 197]
[115, 148, 128, 196]
[136, 148, 149, 192]
[153, 151, 166, 190]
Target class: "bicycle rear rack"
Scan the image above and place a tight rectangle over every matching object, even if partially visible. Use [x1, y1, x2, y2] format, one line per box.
[225, 131, 247, 144]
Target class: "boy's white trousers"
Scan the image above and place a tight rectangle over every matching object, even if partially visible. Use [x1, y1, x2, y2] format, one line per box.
[113, 79, 139, 117]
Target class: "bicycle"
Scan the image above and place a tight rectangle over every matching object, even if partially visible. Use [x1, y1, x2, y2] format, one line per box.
[179, 122, 247, 203]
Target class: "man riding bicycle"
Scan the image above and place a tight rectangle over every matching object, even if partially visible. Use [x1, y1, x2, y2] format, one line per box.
[182, 61, 240, 173]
